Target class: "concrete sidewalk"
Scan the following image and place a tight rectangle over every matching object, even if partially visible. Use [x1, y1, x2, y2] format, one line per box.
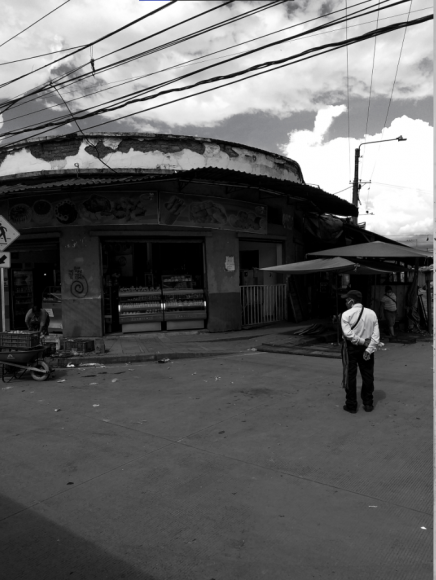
[52, 321, 431, 367]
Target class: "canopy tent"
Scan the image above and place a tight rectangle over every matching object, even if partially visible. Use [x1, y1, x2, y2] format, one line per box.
[307, 240, 431, 260]
[260, 256, 405, 344]
[261, 257, 400, 276]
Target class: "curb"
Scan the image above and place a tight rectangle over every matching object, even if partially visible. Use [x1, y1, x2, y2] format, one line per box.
[51, 350, 242, 367]
[257, 345, 342, 359]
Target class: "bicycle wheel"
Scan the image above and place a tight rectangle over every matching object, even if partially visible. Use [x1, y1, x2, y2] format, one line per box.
[31, 361, 50, 381]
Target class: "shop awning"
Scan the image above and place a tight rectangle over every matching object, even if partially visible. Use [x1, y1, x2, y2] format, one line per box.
[307, 240, 431, 259]
[260, 257, 397, 275]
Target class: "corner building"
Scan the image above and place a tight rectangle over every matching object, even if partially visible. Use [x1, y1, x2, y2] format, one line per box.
[0, 133, 357, 337]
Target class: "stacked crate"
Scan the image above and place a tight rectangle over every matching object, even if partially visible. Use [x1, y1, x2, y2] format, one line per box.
[0, 331, 40, 349]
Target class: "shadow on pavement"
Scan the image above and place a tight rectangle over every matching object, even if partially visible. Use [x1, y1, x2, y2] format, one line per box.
[373, 389, 387, 406]
[0, 494, 154, 580]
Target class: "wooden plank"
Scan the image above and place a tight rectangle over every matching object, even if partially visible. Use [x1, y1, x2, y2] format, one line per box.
[288, 278, 303, 323]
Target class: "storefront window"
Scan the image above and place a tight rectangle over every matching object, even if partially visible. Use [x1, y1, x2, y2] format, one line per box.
[102, 240, 206, 333]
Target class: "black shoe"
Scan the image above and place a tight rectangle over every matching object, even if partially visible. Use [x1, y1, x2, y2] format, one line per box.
[343, 405, 357, 414]
[363, 405, 374, 412]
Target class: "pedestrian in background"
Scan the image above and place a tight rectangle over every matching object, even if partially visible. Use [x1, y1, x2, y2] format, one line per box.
[380, 285, 397, 337]
[25, 304, 50, 336]
[341, 290, 380, 413]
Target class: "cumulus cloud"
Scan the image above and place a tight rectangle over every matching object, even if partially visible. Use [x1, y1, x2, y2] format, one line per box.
[281, 110, 433, 237]
[0, 0, 433, 131]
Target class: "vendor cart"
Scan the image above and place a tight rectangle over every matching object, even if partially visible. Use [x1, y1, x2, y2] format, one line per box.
[0, 346, 54, 382]
[0, 332, 55, 382]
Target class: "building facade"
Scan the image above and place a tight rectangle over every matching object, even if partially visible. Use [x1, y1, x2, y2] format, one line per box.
[0, 133, 357, 337]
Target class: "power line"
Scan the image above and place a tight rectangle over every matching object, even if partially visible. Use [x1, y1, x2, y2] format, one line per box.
[371, 181, 432, 194]
[332, 186, 353, 194]
[382, 0, 413, 128]
[3, 12, 430, 147]
[0, 0, 390, 115]
[5, 1, 430, 129]
[0, 0, 178, 93]
[51, 83, 118, 174]
[345, 0, 351, 183]
[7, 0, 282, 111]
[362, 0, 381, 199]
[0, 0, 71, 50]
[368, 0, 413, 183]
[2, 0, 369, 120]
[364, 2, 380, 136]
[1, 0, 411, 137]
[0, 44, 87, 66]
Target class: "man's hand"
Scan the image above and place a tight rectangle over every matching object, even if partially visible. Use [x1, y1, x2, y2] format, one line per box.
[363, 351, 370, 361]
[364, 338, 371, 347]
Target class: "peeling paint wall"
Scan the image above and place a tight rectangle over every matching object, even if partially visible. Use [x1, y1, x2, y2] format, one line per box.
[0, 134, 304, 183]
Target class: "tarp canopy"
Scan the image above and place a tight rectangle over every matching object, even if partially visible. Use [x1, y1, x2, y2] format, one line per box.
[261, 257, 398, 275]
[307, 240, 431, 259]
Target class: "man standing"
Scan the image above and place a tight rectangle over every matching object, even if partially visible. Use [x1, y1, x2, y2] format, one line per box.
[341, 290, 380, 413]
[380, 285, 397, 337]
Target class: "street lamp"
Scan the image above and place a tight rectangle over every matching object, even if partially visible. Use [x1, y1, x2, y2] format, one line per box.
[352, 135, 407, 225]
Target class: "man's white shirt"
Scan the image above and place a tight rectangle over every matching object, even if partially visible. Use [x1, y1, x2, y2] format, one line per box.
[341, 303, 380, 354]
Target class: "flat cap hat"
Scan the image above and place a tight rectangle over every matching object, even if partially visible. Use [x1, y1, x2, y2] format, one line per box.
[344, 290, 362, 301]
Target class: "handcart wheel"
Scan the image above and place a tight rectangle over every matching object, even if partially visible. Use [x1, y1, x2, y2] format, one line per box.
[31, 361, 50, 381]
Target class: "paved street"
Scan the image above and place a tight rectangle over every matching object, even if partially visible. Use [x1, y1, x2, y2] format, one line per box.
[0, 342, 432, 580]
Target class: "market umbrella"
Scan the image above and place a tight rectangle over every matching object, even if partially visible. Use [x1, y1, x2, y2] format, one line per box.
[307, 240, 431, 259]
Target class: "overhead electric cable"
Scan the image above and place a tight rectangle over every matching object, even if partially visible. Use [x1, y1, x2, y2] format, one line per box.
[382, 0, 412, 128]
[364, 2, 380, 136]
[368, 0, 413, 183]
[51, 83, 117, 174]
[0, 0, 71, 50]
[0, 44, 87, 66]
[1, 13, 430, 145]
[45, 0, 384, 95]
[0, 0, 392, 117]
[362, 0, 381, 190]
[5, 0, 409, 133]
[2, 0, 279, 111]
[6, 1, 429, 126]
[345, 0, 351, 183]
[2, 0, 360, 117]
[0, 0, 178, 92]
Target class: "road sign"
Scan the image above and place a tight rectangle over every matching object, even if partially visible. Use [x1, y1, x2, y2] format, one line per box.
[0, 252, 10, 268]
[0, 215, 20, 251]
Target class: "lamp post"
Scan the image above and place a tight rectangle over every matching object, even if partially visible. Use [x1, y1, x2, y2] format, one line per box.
[352, 136, 407, 225]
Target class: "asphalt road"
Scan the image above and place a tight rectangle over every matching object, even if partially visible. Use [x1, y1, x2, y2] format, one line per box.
[0, 344, 432, 580]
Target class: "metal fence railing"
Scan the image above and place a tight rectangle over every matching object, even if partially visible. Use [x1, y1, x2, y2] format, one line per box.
[240, 284, 287, 326]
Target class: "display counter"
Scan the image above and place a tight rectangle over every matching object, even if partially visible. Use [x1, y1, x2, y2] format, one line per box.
[163, 289, 207, 330]
[118, 289, 163, 333]
[117, 276, 207, 333]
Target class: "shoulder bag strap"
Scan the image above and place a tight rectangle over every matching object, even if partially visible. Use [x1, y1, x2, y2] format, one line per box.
[351, 305, 365, 330]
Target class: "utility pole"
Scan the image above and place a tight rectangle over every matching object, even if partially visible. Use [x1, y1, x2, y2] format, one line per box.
[351, 136, 407, 226]
[352, 147, 360, 225]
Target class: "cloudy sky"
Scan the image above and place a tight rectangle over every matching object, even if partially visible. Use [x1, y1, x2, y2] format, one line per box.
[0, 0, 433, 239]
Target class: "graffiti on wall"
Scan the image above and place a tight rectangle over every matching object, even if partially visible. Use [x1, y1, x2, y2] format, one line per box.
[69, 266, 88, 298]
[7, 192, 158, 229]
[159, 193, 267, 234]
[3, 192, 269, 234]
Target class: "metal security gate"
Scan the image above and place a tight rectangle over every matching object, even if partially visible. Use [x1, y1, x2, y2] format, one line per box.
[240, 284, 287, 326]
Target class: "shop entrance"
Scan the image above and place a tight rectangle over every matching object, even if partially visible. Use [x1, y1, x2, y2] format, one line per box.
[102, 240, 207, 334]
[8, 239, 61, 331]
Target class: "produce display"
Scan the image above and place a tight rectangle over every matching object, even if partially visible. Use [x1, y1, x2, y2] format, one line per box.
[119, 287, 161, 293]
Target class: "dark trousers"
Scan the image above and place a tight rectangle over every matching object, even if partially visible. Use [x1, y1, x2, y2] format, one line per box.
[345, 343, 374, 409]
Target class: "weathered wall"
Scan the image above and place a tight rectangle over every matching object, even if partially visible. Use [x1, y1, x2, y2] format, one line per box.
[205, 231, 241, 332]
[60, 227, 103, 337]
[0, 134, 304, 184]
